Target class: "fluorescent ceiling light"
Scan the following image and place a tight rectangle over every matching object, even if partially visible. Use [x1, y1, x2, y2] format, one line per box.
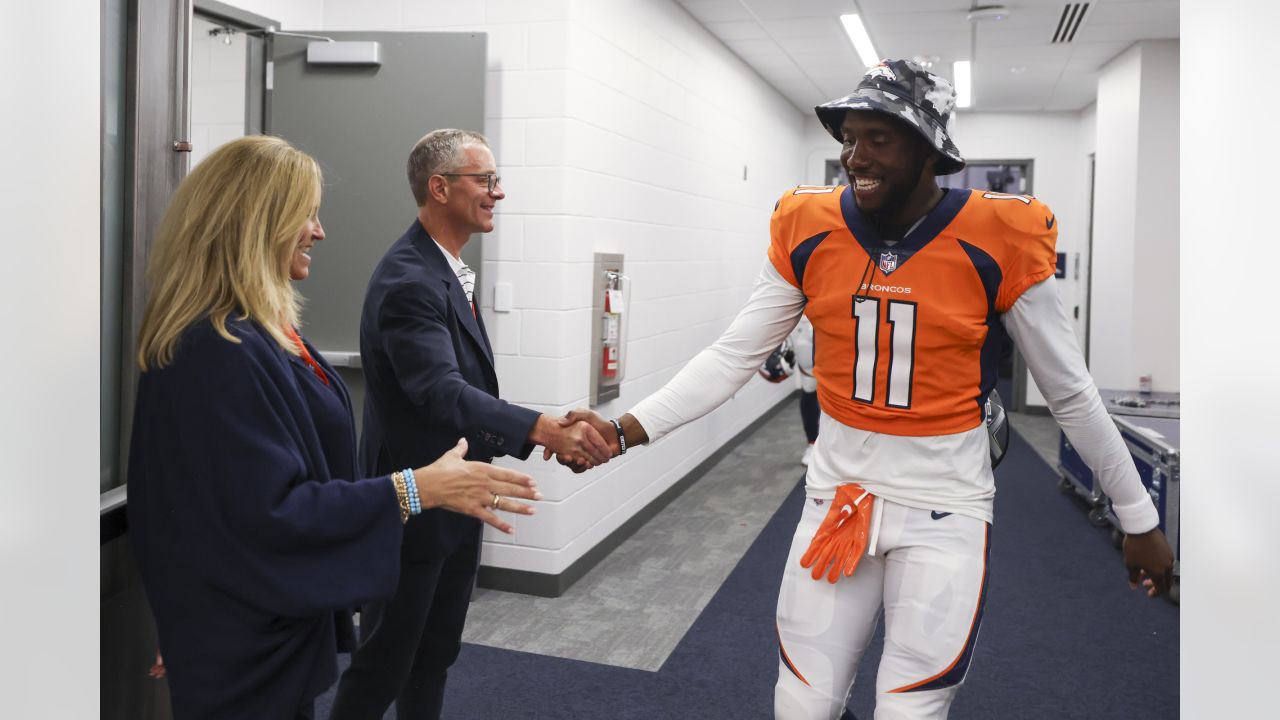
[954, 60, 972, 108]
[839, 14, 879, 69]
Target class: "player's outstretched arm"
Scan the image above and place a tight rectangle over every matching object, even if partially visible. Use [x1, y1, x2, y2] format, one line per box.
[1003, 278, 1174, 597]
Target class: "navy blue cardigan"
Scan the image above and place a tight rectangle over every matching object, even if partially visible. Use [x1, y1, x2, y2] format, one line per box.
[127, 317, 403, 719]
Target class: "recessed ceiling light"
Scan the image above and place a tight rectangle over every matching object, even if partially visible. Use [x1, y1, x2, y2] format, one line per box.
[1009, 66, 1027, 74]
[954, 60, 972, 108]
[967, 5, 1011, 22]
[839, 14, 880, 69]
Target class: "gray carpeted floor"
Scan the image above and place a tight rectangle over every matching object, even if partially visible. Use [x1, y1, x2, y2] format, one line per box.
[1008, 407, 1062, 468]
[461, 396, 811, 670]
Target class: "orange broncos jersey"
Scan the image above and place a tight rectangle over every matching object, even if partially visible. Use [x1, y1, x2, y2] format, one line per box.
[767, 186, 1057, 437]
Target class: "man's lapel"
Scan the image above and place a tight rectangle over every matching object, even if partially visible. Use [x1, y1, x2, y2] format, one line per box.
[408, 222, 494, 367]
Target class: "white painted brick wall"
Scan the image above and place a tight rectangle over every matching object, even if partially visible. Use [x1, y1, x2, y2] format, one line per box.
[316, 0, 806, 576]
[229, 0, 324, 29]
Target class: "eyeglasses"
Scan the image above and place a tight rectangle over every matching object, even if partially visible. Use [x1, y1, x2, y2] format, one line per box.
[440, 172, 502, 193]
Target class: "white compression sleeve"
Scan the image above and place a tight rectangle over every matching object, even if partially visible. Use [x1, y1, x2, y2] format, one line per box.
[629, 262, 807, 443]
[1001, 278, 1159, 534]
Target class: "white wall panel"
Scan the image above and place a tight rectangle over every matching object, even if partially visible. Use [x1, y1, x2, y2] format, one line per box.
[2, 2, 99, 713]
[232, 0, 323, 28]
[1130, 40, 1179, 393]
[486, 0, 573, 24]
[322, 0, 399, 29]
[1091, 43, 1145, 391]
[482, 308, 522, 351]
[520, 309, 593, 358]
[402, 0, 486, 28]
[481, 214, 524, 262]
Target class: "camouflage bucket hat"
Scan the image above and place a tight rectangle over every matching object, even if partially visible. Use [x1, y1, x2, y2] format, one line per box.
[815, 59, 965, 176]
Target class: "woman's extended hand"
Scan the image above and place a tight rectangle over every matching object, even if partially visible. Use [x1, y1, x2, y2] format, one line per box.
[413, 438, 541, 534]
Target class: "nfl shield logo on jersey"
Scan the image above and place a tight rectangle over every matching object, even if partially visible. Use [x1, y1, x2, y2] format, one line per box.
[879, 251, 898, 275]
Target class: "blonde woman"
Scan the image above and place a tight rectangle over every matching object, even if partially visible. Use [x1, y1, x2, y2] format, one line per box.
[126, 135, 539, 720]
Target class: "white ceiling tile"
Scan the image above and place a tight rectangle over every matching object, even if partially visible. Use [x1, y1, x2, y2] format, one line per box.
[857, 0, 971, 14]
[1077, 20, 1178, 43]
[773, 36, 848, 57]
[722, 37, 786, 56]
[1088, 1, 1180, 25]
[1068, 40, 1135, 59]
[978, 44, 1075, 65]
[862, 10, 968, 35]
[1062, 42, 1131, 71]
[678, 0, 755, 24]
[873, 32, 970, 61]
[968, 6, 1079, 31]
[679, 0, 1178, 115]
[785, 47, 859, 65]
[1045, 75, 1101, 112]
[760, 15, 848, 38]
[978, 16, 1074, 46]
[740, 0, 861, 20]
[702, 20, 770, 41]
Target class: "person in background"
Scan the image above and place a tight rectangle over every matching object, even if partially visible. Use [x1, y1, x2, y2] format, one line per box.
[127, 135, 539, 720]
[554, 60, 1173, 719]
[331, 129, 612, 720]
[791, 315, 820, 466]
[757, 319, 819, 465]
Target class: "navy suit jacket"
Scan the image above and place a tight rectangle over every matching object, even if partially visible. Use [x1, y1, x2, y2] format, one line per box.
[128, 318, 403, 719]
[360, 219, 540, 562]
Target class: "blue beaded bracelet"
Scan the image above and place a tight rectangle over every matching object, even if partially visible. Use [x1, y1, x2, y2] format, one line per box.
[403, 467, 421, 515]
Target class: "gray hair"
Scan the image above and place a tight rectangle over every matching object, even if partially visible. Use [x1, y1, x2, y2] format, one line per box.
[407, 129, 490, 206]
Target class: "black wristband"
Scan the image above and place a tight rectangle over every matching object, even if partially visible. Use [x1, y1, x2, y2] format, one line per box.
[610, 418, 627, 455]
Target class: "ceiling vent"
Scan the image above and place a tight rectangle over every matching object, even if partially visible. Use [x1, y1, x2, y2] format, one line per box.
[1052, 3, 1089, 43]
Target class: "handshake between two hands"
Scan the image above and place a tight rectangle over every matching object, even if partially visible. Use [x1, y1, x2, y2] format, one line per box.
[537, 409, 623, 473]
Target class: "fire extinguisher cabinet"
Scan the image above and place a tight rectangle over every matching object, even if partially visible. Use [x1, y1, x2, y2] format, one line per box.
[590, 253, 627, 405]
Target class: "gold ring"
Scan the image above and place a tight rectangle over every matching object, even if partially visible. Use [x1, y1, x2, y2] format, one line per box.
[491, 493, 502, 510]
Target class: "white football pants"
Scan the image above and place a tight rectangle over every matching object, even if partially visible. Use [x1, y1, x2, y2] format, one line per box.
[775, 495, 991, 720]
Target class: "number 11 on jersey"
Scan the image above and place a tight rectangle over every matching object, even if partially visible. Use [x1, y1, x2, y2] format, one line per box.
[852, 297, 917, 408]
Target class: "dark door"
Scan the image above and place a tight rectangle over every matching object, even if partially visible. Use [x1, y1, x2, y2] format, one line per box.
[269, 30, 488, 359]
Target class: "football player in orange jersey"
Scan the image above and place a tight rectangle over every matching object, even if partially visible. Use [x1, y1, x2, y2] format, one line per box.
[556, 59, 1174, 719]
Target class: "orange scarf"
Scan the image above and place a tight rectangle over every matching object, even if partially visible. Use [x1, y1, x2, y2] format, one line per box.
[284, 327, 329, 386]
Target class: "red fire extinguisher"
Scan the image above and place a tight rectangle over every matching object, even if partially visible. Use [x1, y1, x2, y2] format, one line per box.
[602, 343, 618, 379]
[601, 274, 621, 380]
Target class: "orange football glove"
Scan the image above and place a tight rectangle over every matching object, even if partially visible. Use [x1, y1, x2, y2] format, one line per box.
[799, 483, 874, 583]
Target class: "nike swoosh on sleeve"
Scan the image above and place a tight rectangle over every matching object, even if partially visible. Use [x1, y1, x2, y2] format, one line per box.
[1045, 215, 1056, 230]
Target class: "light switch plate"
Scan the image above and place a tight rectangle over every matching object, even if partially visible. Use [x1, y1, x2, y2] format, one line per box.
[494, 282, 513, 312]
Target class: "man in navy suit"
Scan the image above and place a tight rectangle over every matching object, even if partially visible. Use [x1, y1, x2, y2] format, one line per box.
[331, 129, 611, 720]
